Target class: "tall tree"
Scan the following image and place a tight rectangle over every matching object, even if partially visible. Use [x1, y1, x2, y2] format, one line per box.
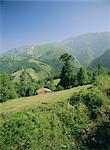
[92, 65, 108, 83]
[0, 73, 17, 102]
[18, 70, 35, 97]
[59, 53, 74, 89]
[77, 67, 88, 86]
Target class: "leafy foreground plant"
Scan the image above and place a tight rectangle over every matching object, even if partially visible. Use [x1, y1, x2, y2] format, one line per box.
[0, 104, 78, 150]
[68, 76, 110, 149]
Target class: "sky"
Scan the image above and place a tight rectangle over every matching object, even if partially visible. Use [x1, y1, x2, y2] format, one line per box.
[0, 0, 109, 53]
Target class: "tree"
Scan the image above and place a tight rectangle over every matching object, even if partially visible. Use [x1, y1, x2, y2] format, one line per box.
[0, 73, 17, 102]
[26, 84, 36, 96]
[18, 71, 36, 97]
[92, 65, 108, 83]
[58, 53, 74, 89]
[77, 67, 88, 86]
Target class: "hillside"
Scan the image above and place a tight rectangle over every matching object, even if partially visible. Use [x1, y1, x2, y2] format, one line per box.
[62, 32, 110, 65]
[0, 84, 91, 113]
[0, 32, 109, 81]
[0, 76, 110, 150]
[11, 67, 52, 82]
[89, 49, 110, 70]
[0, 43, 80, 80]
[1, 32, 110, 68]
[0, 55, 53, 81]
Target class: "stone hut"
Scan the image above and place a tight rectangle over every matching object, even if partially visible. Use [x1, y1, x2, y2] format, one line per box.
[36, 87, 52, 95]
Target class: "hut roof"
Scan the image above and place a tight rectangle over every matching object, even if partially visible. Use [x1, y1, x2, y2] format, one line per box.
[36, 87, 52, 94]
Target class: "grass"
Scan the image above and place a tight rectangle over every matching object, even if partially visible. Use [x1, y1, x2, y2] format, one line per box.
[0, 85, 92, 113]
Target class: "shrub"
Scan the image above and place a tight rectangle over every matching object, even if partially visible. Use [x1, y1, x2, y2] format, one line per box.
[94, 74, 110, 93]
[69, 88, 105, 120]
[106, 88, 110, 97]
[69, 91, 84, 105]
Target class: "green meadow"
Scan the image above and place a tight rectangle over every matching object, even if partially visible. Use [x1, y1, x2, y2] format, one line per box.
[0, 85, 91, 113]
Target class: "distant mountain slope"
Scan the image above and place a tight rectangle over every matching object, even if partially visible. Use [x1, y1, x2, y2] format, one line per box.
[62, 32, 110, 65]
[0, 54, 53, 81]
[0, 55, 52, 73]
[0, 32, 109, 74]
[89, 49, 110, 70]
[2, 42, 66, 57]
[0, 43, 80, 80]
[39, 47, 80, 73]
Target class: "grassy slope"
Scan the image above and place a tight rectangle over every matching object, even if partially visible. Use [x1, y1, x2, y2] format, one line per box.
[0, 85, 92, 113]
[11, 63, 52, 82]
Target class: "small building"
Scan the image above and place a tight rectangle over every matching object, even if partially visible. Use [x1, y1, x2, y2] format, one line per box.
[36, 87, 52, 95]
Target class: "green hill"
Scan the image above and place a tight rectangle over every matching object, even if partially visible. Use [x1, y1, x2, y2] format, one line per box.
[11, 66, 52, 82]
[0, 55, 53, 81]
[89, 49, 110, 70]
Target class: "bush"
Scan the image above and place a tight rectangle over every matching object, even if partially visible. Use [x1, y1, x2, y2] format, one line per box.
[83, 90, 103, 111]
[0, 106, 75, 150]
[94, 74, 110, 93]
[69, 91, 84, 105]
[69, 88, 105, 120]
[0, 73, 17, 102]
[106, 88, 110, 97]
[56, 85, 64, 91]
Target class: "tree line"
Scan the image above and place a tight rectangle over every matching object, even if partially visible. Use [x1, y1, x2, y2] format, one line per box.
[57, 53, 109, 89]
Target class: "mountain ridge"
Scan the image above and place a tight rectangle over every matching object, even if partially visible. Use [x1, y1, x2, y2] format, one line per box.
[0, 32, 110, 78]
[89, 49, 110, 70]
[1, 32, 110, 56]
[1, 32, 110, 65]
[62, 32, 110, 65]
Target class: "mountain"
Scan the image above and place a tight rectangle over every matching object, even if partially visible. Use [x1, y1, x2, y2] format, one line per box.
[62, 32, 110, 65]
[2, 45, 33, 56]
[38, 45, 80, 73]
[2, 42, 66, 57]
[0, 43, 80, 81]
[0, 32, 109, 77]
[89, 49, 110, 70]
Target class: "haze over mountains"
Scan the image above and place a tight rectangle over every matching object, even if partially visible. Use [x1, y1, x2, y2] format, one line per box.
[2, 32, 110, 62]
[62, 32, 110, 65]
[0, 32, 110, 81]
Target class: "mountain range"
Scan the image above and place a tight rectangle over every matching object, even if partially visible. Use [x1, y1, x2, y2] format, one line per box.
[0, 32, 110, 81]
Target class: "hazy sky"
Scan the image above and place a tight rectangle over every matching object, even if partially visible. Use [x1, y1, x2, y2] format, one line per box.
[0, 0, 109, 52]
